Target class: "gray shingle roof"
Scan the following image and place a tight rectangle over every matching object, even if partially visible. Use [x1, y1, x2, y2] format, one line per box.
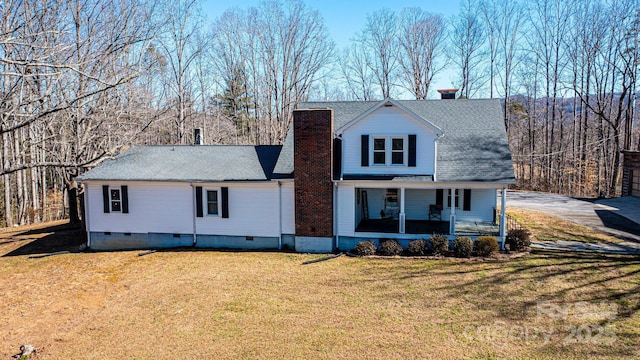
[78, 145, 282, 182]
[274, 99, 515, 183]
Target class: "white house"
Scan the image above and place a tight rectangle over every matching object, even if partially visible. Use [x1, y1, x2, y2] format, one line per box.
[78, 95, 516, 252]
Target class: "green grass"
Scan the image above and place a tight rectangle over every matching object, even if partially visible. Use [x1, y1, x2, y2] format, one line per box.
[0, 249, 639, 359]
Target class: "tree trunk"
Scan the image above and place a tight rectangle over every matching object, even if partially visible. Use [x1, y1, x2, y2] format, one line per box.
[66, 177, 80, 224]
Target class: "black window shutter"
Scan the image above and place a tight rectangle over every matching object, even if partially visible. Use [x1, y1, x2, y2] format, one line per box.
[102, 185, 110, 213]
[463, 189, 471, 211]
[436, 189, 443, 208]
[361, 134, 369, 167]
[221, 187, 229, 218]
[195, 186, 203, 217]
[121, 185, 129, 213]
[333, 137, 342, 180]
[408, 134, 417, 167]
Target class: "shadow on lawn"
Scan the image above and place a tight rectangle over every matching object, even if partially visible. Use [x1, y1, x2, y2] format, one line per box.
[369, 250, 640, 323]
[1, 222, 85, 257]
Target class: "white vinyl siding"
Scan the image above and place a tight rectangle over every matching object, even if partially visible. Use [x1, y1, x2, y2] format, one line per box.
[87, 182, 193, 234]
[86, 181, 283, 237]
[196, 183, 280, 237]
[342, 106, 437, 175]
[337, 183, 355, 237]
[280, 181, 295, 234]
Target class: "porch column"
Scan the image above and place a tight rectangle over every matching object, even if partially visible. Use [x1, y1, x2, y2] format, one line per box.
[449, 187, 456, 235]
[500, 185, 507, 250]
[399, 187, 406, 233]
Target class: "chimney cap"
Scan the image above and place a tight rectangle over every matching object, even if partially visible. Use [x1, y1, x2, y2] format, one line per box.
[437, 88, 458, 100]
[437, 89, 459, 94]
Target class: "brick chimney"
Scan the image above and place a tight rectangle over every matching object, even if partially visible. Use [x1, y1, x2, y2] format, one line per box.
[437, 89, 458, 99]
[293, 109, 334, 252]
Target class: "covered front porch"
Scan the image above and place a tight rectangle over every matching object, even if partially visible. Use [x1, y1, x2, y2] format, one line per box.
[352, 186, 505, 239]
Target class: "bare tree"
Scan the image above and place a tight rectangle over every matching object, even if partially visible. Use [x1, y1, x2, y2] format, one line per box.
[157, 0, 204, 144]
[397, 8, 447, 99]
[339, 44, 377, 100]
[356, 9, 398, 99]
[0, 0, 157, 225]
[451, 0, 486, 98]
[211, 0, 334, 144]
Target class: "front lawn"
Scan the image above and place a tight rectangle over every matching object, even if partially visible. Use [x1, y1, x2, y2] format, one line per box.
[1, 228, 639, 359]
[507, 208, 623, 244]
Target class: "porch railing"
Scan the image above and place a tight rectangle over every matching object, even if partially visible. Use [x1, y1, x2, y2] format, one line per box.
[503, 214, 522, 231]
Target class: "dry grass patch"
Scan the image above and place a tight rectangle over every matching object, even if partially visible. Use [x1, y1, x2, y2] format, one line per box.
[1, 222, 638, 359]
[507, 208, 622, 244]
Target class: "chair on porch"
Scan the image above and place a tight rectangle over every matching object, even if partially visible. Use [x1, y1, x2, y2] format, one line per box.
[428, 204, 442, 221]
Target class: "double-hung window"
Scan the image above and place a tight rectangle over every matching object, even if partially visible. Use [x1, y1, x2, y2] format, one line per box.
[110, 188, 121, 212]
[102, 185, 128, 214]
[372, 136, 405, 166]
[391, 138, 404, 165]
[373, 138, 386, 164]
[207, 190, 219, 216]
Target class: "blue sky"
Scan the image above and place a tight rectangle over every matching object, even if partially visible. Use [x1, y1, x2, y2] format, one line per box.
[203, 0, 460, 48]
[202, 0, 462, 95]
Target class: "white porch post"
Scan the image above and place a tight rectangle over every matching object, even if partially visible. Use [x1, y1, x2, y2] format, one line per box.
[399, 187, 406, 234]
[449, 187, 456, 235]
[500, 185, 507, 250]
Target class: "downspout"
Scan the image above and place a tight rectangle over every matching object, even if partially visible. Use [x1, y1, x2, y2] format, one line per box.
[191, 183, 197, 246]
[277, 181, 282, 250]
[335, 133, 343, 249]
[84, 182, 91, 248]
[500, 185, 507, 250]
[340, 134, 344, 181]
[334, 181, 339, 250]
[434, 133, 444, 182]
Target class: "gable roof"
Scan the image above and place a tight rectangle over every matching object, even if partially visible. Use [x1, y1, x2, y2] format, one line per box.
[336, 98, 443, 135]
[273, 98, 515, 183]
[78, 145, 282, 182]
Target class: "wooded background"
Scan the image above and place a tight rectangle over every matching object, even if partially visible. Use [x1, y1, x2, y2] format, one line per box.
[1, 0, 638, 226]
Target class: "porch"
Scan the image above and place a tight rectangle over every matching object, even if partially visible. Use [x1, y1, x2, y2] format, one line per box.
[354, 219, 499, 236]
[352, 186, 505, 239]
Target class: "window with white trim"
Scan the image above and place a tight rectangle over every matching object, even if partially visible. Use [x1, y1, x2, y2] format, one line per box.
[373, 138, 386, 164]
[207, 190, 219, 216]
[110, 188, 121, 212]
[371, 136, 406, 166]
[391, 138, 404, 164]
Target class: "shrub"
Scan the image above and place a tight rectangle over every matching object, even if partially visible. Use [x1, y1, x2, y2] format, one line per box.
[407, 239, 428, 256]
[506, 228, 531, 251]
[429, 234, 450, 256]
[378, 239, 403, 256]
[475, 236, 499, 257]
[354, 241, 376, 256]
[453, 236, 473, 258]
